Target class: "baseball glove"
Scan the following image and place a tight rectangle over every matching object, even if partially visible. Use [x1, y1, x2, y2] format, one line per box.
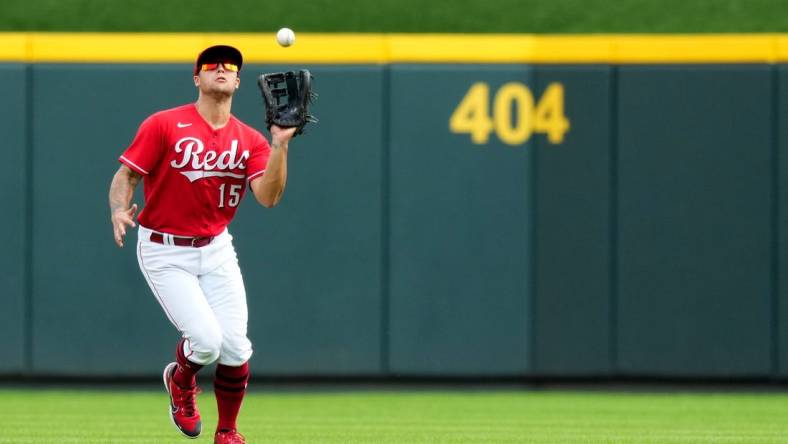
[257, 69, 318, 137]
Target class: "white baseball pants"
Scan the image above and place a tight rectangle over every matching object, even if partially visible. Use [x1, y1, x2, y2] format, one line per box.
[136, 225, 253, 366]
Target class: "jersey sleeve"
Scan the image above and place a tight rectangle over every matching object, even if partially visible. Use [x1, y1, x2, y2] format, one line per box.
[119, 114, 166, 175]
[246, 132, 271, 182]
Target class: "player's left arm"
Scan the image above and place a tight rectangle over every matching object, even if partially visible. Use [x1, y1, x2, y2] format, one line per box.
[250, 125, 297, 208]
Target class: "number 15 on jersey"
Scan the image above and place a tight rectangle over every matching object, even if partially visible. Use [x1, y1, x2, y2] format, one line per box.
[218, 183, 242, 208]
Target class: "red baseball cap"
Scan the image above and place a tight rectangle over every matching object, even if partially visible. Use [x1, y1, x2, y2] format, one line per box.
[194, 45, 243, 75]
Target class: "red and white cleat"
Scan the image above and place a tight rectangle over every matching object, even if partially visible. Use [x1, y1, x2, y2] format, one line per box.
[163, 362, 202, 438]
[214, 429, 246, 444]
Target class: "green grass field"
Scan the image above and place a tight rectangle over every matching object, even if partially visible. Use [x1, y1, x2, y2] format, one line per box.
[0, 388, 786, 443]
[1, 0, 788, 33]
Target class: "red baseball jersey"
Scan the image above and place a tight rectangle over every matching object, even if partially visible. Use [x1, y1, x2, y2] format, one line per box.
[119, 104, 270, 237]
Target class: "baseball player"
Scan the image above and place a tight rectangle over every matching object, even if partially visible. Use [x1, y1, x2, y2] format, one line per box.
[108, 45, 296, 444]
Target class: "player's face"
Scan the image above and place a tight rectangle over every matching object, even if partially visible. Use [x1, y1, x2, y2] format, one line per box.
[194, 61, 241, 97]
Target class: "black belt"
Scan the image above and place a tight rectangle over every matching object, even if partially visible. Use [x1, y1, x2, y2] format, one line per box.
[149, 232, 213, 248]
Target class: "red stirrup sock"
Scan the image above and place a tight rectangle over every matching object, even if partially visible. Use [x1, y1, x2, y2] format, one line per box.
[173, 338, 203, 388]
[214, 362, 250, 431]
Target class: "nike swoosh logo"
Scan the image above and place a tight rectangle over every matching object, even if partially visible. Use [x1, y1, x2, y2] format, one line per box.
[177, 122, 192, 128]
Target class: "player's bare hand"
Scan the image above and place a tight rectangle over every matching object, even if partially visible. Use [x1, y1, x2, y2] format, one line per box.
[111, 203, 138, 248]
[270, 125, 297, 147]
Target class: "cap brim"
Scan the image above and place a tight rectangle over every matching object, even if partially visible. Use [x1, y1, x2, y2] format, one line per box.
[194, 45, 243, 74]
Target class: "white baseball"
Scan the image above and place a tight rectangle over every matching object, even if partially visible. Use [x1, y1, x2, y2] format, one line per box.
[276, 28, 296, 47]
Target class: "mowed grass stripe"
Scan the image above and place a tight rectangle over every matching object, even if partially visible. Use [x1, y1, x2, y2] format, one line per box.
[0, 0, 786, 33]
[0, 389, 787, 443]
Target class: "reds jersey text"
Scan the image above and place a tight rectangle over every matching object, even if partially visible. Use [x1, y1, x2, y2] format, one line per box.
[120, 104, 271, 236]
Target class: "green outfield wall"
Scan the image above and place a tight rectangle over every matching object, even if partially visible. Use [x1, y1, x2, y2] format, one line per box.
[0, 64, 27, 374]
[616, 66, 774, 377]
[531, 66, 613, 376]
[3, 42, 788, 378]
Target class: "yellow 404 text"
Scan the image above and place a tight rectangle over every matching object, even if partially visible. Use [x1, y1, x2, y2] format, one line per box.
[449, 82, 569, 145]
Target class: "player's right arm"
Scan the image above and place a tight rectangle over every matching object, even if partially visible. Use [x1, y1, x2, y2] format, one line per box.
[109, 165, 142, 248]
